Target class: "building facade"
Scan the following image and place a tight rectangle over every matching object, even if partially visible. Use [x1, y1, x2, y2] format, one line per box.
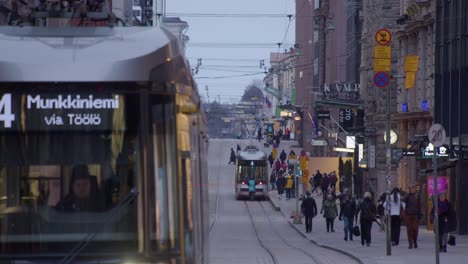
[434, 0, 468, 234]
[360, 0, 401, 196]
[295, 0, 315, 149]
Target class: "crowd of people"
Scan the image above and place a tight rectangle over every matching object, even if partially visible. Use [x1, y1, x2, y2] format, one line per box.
[299, 183, 457, 252]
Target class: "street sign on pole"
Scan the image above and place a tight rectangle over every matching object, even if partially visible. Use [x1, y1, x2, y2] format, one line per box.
[375, 28, 392, 45]
[373, 71, 391, 88]
[428, 123, 446, 264]
[429, 123, 447, 147]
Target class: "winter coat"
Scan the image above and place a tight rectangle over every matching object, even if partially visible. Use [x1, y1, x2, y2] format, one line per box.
[356, 198, 377, 221]
[384, 193, 406, 216]
[321, 176, 330, 188]
[285, 175, 293, 189]
[321, 199, 338, 219]
[274, 160, 281, 171]
[313, 173, 323, 186]
[270, 172, 277, 183]
[280, 151, 287, 162]
[340, 198, 357, 218]
[329, 174, 337, 184]
[431, 200, 457, 233]
[272, 148, 278, 159]
[403, 192, 420, 216]
[298, 154, 309, 171]
[301, 197, 318, 217]
[276, 177, 286, 191]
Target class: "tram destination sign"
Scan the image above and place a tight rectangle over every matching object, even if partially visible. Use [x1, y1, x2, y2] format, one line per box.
[0, 93, 121, 131]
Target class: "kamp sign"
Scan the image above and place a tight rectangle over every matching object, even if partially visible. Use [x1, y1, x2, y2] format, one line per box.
[373, 71, 390, 88]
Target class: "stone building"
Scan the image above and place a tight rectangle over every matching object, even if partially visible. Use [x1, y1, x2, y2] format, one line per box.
[360, 0, 401, 196]
[294, 0, 315, 149]
[394, 0, 434, 192]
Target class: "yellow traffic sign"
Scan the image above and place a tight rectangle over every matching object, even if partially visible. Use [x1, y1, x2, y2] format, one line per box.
[375, 28, 392, 45]
[374, 46, 391, 59]
[405, 72, 416, 89]
[373, 58, 391, 72]
[404, 55, 419, 72]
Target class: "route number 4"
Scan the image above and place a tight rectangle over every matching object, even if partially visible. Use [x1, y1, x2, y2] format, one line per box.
[0, 94, 15, 128]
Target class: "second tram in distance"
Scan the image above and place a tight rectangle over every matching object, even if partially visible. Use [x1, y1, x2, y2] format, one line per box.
[234, 145, 268, 200]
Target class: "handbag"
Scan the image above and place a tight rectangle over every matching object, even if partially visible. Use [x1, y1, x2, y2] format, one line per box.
[448, 234, 456, 246]
[353, 226, 361, 237]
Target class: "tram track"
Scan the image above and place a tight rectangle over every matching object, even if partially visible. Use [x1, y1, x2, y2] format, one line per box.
[209, 141, 223, 236]
[244, 200, 279, 264]
[257, 201, 321, 264]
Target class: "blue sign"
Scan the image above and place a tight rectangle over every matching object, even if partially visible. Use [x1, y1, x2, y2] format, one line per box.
[402, 103, 408, 112]
[422, 100, 428, 111]
[373, 71, 390, 88]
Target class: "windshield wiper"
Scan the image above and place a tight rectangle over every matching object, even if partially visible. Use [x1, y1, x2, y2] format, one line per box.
[59, 188, 138, 264]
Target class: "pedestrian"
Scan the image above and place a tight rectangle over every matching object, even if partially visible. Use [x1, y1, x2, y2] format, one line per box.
[321, 194, 338, 232]
[274, 159, 281, 172]
[339, 193, 356, 241]
[402, 184, 421, 249]
[280, 149, 287, 163]
[384, 187, 405, 246]
[329, 171, 337, 192]
[276, 174, 286, 200]
[237, 144, 241, 152]
[248, 177, 256, 201]
[301, 191, 318, 233]
[311, 170, 323, 195]
[257, 127, 262, 142]
[356, 192, 377, 246]
[272, 143, 278, 160]
[287, 150, 297, 172]
[285, 174, 293, 200]
[431, 191, 456, 252]
[377, 192, 386, 232]
[228, 148, 236, 164]
[321, 173, 330, 197]
[268, 152, 274, 168]
[269, 170, 277, 191]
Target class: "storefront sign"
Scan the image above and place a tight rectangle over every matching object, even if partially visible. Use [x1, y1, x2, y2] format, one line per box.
[339, 108, 354, 129]
[322, 83, 360, 100]
[423, 143, 448, 158]
[317, 111, 330, 119]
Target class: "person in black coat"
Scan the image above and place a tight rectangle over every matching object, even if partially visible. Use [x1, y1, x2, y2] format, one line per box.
[339, 193, 357, 241]
[268, 153, 274, 168]
[431, 191, 456, 252]
[276, 175, 286, 200]
[301, 191, 318, 233]
[279, 150, 287, 163]
[356, 192, 377, 246]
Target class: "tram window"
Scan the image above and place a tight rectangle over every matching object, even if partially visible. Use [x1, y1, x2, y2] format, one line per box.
[237, 165, 267, 182]
[0, 90, 139, 255]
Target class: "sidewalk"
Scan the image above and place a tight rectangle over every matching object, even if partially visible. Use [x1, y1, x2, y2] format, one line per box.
[269, 190, 468, 264]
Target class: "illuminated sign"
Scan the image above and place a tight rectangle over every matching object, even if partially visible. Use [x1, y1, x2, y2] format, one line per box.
[423, 143, 448, 157]
[0, 93, 121, 131]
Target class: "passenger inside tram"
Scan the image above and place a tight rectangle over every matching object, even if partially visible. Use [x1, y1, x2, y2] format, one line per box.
[55, 164, 104, 212]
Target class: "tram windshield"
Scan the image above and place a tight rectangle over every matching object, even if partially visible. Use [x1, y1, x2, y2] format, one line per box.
[237, 160, 267, 183]
[0, 87, 140, 257]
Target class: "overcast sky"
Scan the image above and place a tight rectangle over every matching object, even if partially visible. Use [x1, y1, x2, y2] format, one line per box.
[166, 0, 295, 103]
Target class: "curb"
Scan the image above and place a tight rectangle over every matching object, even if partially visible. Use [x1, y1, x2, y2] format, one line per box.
[268, 193, 281, 211]
[286, 220, 365, 264]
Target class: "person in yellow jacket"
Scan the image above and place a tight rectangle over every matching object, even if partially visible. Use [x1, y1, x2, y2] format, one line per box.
[272, 143, 278, 160]
[285, 174, 294, 200]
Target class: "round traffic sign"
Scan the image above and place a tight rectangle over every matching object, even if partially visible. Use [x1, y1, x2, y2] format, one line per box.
[428, 123, 446, 147]
[375, 29, 392, 45]
[373, 71, 390, 88]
